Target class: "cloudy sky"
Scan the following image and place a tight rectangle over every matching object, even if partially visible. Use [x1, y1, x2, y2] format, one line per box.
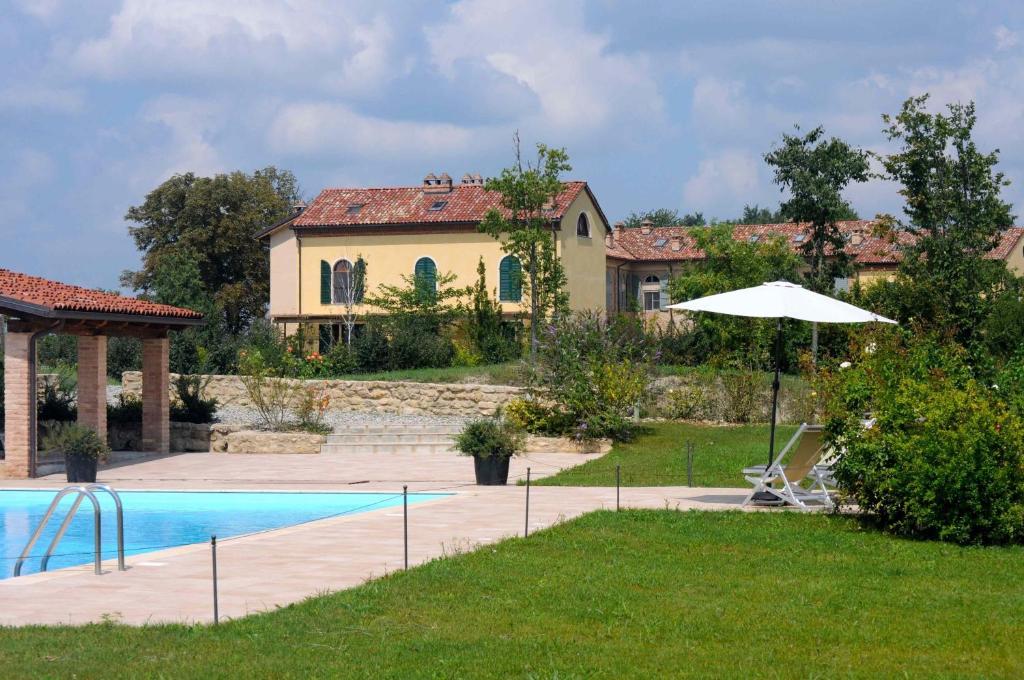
[3, 0, 1024, 289]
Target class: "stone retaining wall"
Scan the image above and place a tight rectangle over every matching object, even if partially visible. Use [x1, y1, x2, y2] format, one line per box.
[107, 422, 211, 452]
[122, 372, 524, 417]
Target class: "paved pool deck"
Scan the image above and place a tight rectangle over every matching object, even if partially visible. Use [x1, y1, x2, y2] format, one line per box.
[0, 451, 751, 626]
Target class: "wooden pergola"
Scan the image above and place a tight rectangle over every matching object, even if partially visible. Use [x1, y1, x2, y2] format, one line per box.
[0, 269, 203, 478]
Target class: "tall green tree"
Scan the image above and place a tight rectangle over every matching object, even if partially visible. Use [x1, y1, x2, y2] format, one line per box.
[879, 95, 1015, 344]
[733, 203, 785, 225]
[669, 225, 804, 368]
[764, 126, 869, 292]
[480, 135, 570, 358]
[122, 166, 300, 333]
[622, 208, 682, 228]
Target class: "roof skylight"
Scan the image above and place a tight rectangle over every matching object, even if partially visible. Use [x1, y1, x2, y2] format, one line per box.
[429, 200, 448, 211]
[748, 235, 760, 243]
[346, 204, 363, 215]
[653, 238, 668, 248]
[793, 234, 805, 243]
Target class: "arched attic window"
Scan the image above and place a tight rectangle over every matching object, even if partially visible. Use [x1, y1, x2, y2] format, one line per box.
[576, 212, 591, 237]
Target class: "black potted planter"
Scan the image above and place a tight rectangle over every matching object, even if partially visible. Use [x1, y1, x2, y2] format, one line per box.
[65, 453, 98, 483]
[473, 455, 511, 485]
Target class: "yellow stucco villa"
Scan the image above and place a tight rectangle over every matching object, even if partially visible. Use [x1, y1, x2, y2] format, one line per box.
[259, 172, 609, 341]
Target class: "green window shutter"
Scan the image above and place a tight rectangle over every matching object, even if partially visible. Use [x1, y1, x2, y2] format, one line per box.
[415, 257, 437, 298]
[353, 258, 366, 303]
[659, 278, 669, 310]
[320, 260, 331, 304]
[499, 256, 522, 302]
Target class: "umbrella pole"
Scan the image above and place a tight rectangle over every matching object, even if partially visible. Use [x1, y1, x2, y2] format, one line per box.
[752, 318, 784, 504]
[767, 318, 783, 467]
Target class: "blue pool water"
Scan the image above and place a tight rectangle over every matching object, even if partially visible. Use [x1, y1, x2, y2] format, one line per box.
[0, 489, 447, 579]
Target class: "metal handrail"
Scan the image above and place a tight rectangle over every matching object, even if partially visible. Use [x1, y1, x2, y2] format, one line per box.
[13, 484, 126, 577]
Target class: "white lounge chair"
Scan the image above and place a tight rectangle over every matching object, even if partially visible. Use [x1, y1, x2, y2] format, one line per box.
[742, 423, 834, 511]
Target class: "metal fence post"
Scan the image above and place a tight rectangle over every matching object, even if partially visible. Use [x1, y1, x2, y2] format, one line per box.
[403, 485, 409, 570]
[211, 535, 219, 625]
[686, 441, 694, 487]
[616, 464, 621, 511]
[524, 467, 531, 538]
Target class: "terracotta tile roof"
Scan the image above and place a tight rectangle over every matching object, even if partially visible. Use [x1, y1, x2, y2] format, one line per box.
[605, 221, 1024, 267]
[0, 269, 203, 320]
[293, 181, 589, 228]
[988, 226, 1024, 260]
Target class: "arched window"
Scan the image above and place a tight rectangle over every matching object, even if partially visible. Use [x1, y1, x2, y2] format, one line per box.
[641, 274, 664, 312]
[414, 257, 437, 298]
[576, 212, 591, 238]
[332, 259, 352, 304]
[499, 255, 522, 302]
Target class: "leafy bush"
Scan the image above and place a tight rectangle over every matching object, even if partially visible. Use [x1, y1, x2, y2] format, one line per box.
[454, 418, 523, 459]
[42, 422, 110, 461]
[352, 322, 390, 372]
[720, 368, 768, 423]
[238, 347, 293, 430]
[170, 373, 218, 424]
[661, 374, 714, 421]
[387, 316, 455, 370]
[503, 397, 574, 436]
[527, 312, 653, 441]
[293, 384, 331, 434]
[107, 336, 142, 379]
[107, 393, 143, 424]
[37, 379, 77, 422]
[822, 331, 1024, 545]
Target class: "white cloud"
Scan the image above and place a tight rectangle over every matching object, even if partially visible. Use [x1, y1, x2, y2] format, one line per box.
[692, 77, 750, 138]
[72, 0, 406, 94]
[427, 0, 662, 135]
[12, 0, 62, 20]
[0, 84, 83, 113]
[995, 25, 1019, 51]
[142, 95, 225, 177]
[682, 149, 765, 213]
[268, 102, 487, 160]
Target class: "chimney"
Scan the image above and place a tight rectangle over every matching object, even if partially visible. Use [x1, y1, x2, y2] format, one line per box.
[608, 221, 623, 248]
[640, 219, 653, 235]
[460, 173, 484, 186]
[670, 235, 682, 252]
[850, 232, 865, 246]
[423, 172, 453, 194]
[291, 200, 307, 215]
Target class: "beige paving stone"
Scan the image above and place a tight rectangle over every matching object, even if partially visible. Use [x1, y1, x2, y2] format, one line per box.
[0, 450, 751, 626]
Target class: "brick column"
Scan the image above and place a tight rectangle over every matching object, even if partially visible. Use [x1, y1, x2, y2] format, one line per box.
[4, 332, 36, 478]
[141, 337, 170, 454]
[77, 335, 107, 443]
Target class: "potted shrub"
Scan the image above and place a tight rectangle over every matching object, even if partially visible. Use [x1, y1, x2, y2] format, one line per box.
[43, 423, 110, 483]
[454, 418, 523, 485]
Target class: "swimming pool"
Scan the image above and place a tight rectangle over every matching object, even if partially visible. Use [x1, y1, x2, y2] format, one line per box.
[1, 489, 448, 579]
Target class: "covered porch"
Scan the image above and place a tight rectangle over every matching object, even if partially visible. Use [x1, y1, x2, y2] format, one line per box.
[0, 269, 203, 478]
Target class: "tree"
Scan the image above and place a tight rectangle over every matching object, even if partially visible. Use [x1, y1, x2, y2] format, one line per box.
[669, 225, 804, 368]
[122, 166, 300, 333]
[480, 135, 571, 359]
[733, 204, 785, 225]
[764, 126, 870, 293]
[467, 257, 520, 363]
[879, 95, 1016, 344]
[621, 208, 681, 228]
[336, 256, 366, 346]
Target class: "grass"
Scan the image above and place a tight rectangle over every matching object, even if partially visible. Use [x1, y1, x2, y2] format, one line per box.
[534, 421, 797, 488]
[2, 510, 1022, 678]
[341, 363, 524, 385]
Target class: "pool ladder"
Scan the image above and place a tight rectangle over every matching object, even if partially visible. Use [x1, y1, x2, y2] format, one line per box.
[13, 484, 126, 577]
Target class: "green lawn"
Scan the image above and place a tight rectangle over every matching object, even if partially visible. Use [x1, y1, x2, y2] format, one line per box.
[3, 511, 1022, 678]
[535, 421, 797, 488]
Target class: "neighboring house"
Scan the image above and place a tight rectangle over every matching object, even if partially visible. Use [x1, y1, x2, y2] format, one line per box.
[605, 219, 1024, 320]
[260, 173, 609, 342]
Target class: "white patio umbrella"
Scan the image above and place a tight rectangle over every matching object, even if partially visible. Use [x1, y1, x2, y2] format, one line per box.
[667, 281, 895, 485]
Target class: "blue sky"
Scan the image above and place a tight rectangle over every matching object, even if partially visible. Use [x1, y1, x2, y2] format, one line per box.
[3, 0, 1024, 289]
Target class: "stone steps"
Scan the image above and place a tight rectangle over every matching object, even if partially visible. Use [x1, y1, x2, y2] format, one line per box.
[321, 423, 461, 455]
[320, 443, 457, 455]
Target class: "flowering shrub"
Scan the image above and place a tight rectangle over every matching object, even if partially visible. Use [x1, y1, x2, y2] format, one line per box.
[821, 330, 1024, 545]
[526, 312, 653, 441]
